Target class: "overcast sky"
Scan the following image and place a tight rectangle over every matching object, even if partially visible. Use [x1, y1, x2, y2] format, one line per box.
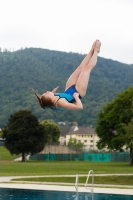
[0, 0, 133, 64]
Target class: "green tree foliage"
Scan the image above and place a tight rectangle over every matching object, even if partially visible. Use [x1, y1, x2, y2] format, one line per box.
[68, 137, 84, 151]
[96, 87, 133, 165]
[2, 110, 47, 162]
[0, 131, 3, 137]
[40, 120, 60, 143]
[124, 118, 133, 165]
[0, 48, 133, 127]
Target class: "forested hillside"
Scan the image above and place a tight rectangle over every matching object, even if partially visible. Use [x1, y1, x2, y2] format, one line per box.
[0, 48, 133, 127]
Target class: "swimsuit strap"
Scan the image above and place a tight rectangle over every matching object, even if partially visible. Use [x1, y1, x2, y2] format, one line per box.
[54, 96, 61, 107]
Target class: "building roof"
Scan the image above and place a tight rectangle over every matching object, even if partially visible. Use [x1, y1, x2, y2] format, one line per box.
[59, 125, 77, 136]
[59, 125, 96, 136]
[67, 126, 96, 135]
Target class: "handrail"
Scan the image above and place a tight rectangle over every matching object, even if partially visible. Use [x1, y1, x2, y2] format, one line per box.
[85, 170, 94, 200]
[75, 174, 79, 193]
[75, 171, 94, 200]
[85, 170, 94, 191]
[75, 174, 79, 200]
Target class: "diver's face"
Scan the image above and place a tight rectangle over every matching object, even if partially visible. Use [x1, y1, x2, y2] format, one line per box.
[42, 91, 54, 99]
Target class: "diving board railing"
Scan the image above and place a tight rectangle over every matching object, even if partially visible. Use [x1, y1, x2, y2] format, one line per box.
[75, 170, 94, 200]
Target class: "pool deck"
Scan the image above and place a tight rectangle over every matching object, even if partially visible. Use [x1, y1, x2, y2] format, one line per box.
[0, 183, 133, 195]
[0, 175, 133, 195]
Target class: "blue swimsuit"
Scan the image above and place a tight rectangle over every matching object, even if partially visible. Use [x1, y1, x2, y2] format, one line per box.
[54, 85, 81, 111]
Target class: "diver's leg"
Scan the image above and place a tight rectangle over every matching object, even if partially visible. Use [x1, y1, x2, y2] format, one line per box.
[65, 40, 97, 90]
[75, 40, 101, 96]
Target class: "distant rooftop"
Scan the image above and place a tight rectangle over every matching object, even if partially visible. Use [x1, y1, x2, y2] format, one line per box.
[59, 125, 95, 136]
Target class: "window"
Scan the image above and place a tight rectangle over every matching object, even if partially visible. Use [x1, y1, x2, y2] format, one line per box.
[84, 140, 87, 142]
[90, 140, 93, 143]
[78, 140, 81, 142]
[82, 135, 83, 137]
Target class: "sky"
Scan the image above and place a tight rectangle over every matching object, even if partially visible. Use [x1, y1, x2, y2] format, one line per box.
[0, 0, 133, 64]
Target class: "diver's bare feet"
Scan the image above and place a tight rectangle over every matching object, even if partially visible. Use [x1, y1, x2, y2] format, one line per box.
[94, 40, 101, 53]
[91, 40, 97, 52]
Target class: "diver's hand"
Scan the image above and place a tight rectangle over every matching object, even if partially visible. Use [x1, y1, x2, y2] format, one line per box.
[52, 86, 59, 93]
[73, 92, 79, 98]
[73, 93, 83, 109]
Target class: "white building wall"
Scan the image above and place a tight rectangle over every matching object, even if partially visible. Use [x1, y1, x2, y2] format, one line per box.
[66, 133, 100, 150]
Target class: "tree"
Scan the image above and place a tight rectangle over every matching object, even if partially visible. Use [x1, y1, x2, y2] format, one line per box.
[2, 110, 47, 162]
[0, 130, 3, 138]
[40, 120, 60, 143]
[96, 87, 133, 165]
[68, 138, 84, 151]
[124, 118, 133, 165]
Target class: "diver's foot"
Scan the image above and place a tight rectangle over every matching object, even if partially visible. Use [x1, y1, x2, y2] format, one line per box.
[94, 40, 101, 53]
[91, 40, 97, 52]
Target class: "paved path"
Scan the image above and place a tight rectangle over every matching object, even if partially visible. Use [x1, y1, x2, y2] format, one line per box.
[0, 173, 133, 182]
[1, 174, 133, 189]
[1, 174, 133, 195]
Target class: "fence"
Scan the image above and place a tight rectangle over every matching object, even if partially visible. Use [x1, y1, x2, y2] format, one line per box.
[30, 144, 130, 162]
[0, 139, 4, 146]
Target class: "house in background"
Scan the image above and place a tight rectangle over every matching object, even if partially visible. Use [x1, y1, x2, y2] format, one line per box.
[66, 126, 99, 151]
[59, 125, 128, 152]
[59, 125, 78, 145]
[59, 124, 99, 151]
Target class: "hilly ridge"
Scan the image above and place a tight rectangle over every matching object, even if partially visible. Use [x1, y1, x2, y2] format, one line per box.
[0, 48, 133, 127]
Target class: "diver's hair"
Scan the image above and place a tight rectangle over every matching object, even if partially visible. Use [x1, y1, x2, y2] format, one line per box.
[30, 88, 45, 108]
[30, 88, 55, 109]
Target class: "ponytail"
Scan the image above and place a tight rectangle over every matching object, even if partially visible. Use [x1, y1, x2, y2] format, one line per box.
[30, 88, 46, 109]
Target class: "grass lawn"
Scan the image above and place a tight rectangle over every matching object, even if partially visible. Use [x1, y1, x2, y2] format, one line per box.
[0, 146, 133, 186]
[0, 161, 133, 176]
[12, 175, 133, 186]
[0, 146, 20, 161]
[0, 146, 133, 176]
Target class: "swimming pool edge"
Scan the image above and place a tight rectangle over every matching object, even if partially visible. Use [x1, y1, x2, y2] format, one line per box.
[0, 183, 133, 195]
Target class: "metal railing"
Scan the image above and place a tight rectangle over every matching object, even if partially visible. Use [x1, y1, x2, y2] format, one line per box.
[75, 174, 79, 200]
[75, 174, 79, 193]
[75, 170, 94, 200]
[85, 170, 94, 200]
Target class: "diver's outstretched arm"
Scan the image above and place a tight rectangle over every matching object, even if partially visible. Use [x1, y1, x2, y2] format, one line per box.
[52, 86, 59, 94]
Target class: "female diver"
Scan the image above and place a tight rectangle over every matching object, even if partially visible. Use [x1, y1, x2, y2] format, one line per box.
[32, 39, 101, 111]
